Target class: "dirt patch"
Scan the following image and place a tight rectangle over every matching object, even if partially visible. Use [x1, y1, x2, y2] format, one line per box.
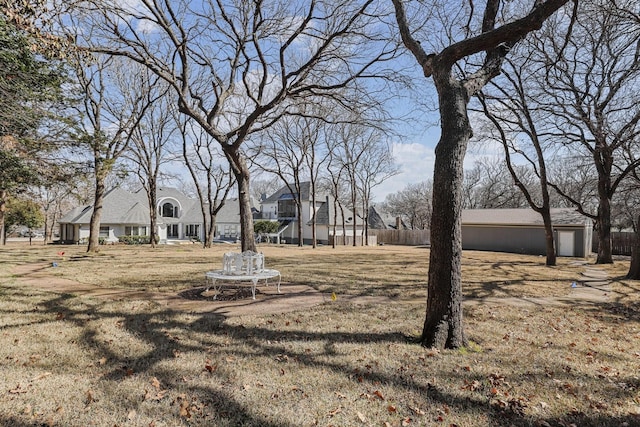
[10, 261, 332, 316]
[10, 260, 613, 316]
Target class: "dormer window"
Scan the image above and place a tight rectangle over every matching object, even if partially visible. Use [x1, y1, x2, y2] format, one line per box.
[161, 202, 178, 218]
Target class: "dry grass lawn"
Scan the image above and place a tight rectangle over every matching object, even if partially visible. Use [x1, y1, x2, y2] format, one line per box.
[1, 242, 639, 426]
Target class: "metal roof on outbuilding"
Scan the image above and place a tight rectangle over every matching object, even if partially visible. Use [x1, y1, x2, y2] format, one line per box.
[462, 208, 589, 227]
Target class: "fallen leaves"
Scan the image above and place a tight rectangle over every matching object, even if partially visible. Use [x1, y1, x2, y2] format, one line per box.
[151, 376, 161, 389]
[373, 390, 385, 400]
[85, 390, 95, 405]
[144, 377, 168, 402]
[204, 361, 217, 373]
[461, 379, 482, 392]
[9, 384, 29, 394]
[173, 393, 203, 419]
[7, 371, 54, 397]
[178, 398, 191, 418]
[409, 406, 425, 416]
[491, 396, 528, 417]
[145, 389, 169, 401]
[328, 406, 342, 416]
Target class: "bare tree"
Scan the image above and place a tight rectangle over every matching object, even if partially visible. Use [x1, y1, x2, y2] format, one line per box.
[462, 158, 533, 209]
[617, 174, 640, 279]
[392, 0, 571, 349]
[252, 107, 333, 247]
[64, 0, 399, 252]
[302, 113, 333, 249]
[532, 0, 640, 264]
[461, 165, 483, 209]
[355, 136, 398, 245]
[476, 55, 561, 266]
[178, 117, 235, 248]
[124, 78, 175, 247]
[324, 140, 349, 248]
[36, 180, 81, 244]
[251, 115, 314, 246]
[333, 122, 375, 246]
[250, 177, 281, 208]
[69, 54, 160, 252]
[382, 181, 432, 230]
[547, 156, 598, 210]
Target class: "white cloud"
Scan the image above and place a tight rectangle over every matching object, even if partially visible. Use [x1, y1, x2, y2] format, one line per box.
[372, 141, 435, 202]
[465, 139, 505, 169]
[372, 138, 508, 202]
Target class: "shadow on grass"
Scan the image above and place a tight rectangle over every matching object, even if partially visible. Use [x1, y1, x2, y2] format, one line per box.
[28, 292, 290, 426]
[16, 288, 636, 426]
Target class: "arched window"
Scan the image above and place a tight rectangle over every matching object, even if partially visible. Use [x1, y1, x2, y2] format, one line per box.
[161, 202, 177, 218]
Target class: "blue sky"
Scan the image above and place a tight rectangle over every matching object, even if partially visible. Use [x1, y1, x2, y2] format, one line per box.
[107, 0, 505, 203]
[372, 126, 504, 202]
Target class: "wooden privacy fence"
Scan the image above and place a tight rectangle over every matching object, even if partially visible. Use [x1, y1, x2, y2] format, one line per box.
[329, 235, 377, 246]
[592, 232, 637, 256]
[369, 229, 430, 246]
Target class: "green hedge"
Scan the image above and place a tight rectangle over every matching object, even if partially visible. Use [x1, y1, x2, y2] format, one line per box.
[254, 220, 280, 234]
[117, 235, 151, 245]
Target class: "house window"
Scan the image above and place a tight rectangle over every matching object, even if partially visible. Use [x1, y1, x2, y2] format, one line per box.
[278, 198, 296, 219]
[220, 224, 238, 237]
[161, 202, 178, 218]
[99, 226, 110, 238]
[185, 224, 200, 238]
[167, 224, 179, 238]
[124, 226, 148, 236]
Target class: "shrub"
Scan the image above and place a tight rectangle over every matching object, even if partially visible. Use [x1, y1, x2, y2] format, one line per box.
[117, 235, 151, 245]
[254, 220, 280, 234]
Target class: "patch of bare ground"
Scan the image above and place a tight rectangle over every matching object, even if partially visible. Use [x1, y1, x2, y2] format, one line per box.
[1, 242, 639, 426]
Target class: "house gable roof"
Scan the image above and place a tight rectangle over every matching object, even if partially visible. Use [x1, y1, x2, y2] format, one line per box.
[59, 187, 198, 225]
[120, 202, 150, 224]
[309, 201, 376, 228]
[262, 182, 319, 204]
[462, 208, 589, 227]
[58, 205, 91, 224]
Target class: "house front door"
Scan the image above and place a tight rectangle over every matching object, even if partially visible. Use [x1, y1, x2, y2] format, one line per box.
[168, 224, 179, 238]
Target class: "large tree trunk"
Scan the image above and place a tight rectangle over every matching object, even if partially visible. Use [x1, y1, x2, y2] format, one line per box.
[627, 240, 640, 279]
[594, 143, 613, 264]
[226, 148, 256, 252]
[363, 197, 370, 246]
[147, 180, 158, 248]
[311, 186, 317, 248]
[340, 203, 347, 246]
[595, 199, 613, 264]
[0, 189, 6, 246]
[420, 73, 469, 349]
[296, 197, 303, 247]
[87, 166, 107, 253]
[628, 249, 640, 279]
[627, 216, 640, 279]
[541, 208, 557, 266]
[332, 193, 338, 249]
[205, 214, 216, 247]
[351, 184, 357, 247]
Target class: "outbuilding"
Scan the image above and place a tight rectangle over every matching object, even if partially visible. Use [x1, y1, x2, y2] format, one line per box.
[461, 208, 593, 257]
